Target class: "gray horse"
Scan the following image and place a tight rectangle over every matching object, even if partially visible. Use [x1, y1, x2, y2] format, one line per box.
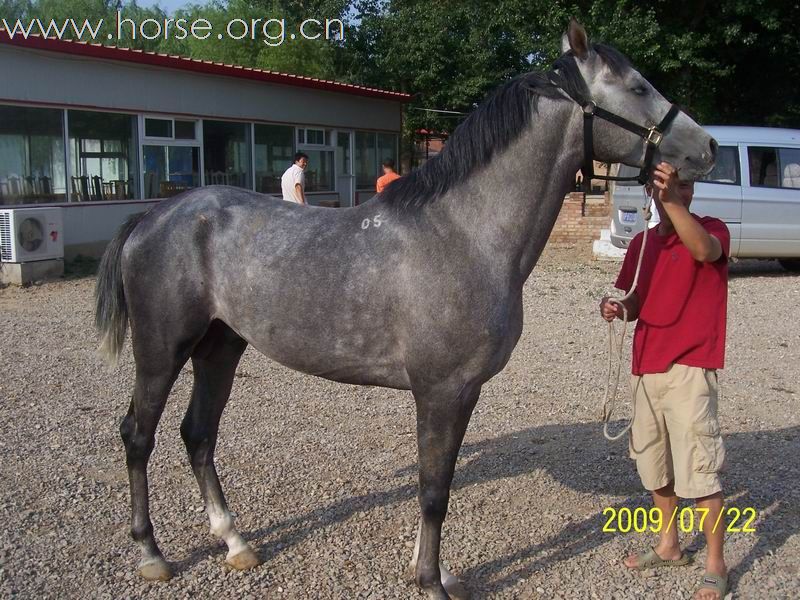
[95, 21, 715, 599]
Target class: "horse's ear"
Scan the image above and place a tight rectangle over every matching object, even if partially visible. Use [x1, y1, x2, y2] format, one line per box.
[562, 17, 590, 59]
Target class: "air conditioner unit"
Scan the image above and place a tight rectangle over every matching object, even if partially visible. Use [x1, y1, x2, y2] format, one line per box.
[0, 207, 64, 263]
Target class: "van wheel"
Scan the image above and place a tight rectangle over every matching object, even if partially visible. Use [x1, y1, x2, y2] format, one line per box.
[778, 259, 800, 272]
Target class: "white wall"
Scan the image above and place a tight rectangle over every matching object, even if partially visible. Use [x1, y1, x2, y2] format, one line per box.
[60, 200, 160, 260]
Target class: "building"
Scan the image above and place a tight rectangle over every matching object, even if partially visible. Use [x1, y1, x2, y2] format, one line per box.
[0, 34, 410, 260]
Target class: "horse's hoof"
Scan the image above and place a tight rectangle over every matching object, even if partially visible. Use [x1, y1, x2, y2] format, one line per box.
[226, 546, 261, 570]
[443, 577, 470, 600]
[422, 587, 450, 600]
[138, 557, 172, 581]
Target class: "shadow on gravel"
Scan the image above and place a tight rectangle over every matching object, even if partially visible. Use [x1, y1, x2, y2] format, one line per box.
[453, 423, 800, 596]
[178, 422, 799, 597]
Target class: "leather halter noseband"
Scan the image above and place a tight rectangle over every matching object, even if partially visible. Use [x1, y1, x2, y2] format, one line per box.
[548, 54, 682, 193]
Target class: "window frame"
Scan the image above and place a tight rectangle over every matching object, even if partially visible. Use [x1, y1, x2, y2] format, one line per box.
[698, 145, 741, 187]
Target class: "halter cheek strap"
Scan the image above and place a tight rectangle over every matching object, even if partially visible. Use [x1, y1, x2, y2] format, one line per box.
[582, 102, 681, 190]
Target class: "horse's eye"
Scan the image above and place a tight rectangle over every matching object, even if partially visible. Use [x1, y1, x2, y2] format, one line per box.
[631, 86, 647, 96]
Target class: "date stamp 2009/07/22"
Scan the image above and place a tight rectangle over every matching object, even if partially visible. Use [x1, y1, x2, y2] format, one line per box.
[602, 506, 757, 534]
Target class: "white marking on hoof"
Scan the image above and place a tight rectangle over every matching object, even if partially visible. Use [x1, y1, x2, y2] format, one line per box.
[441, 565, 469, 600]
[138, 556, 172, 581]
[226, 546, 261, 571]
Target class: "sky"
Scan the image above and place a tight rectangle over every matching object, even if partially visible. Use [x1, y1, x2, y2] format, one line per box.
[136, 0, 190, 14]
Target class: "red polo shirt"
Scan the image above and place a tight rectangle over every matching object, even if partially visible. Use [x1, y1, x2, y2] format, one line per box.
[615, 215, 730, 375]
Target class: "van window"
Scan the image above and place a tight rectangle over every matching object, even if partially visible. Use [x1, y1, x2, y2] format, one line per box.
[779, 148, 800, 189]
[699, 146, 739, 185]
[748, 147, 780, 188]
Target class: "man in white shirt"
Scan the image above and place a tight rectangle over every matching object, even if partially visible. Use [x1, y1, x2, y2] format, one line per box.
[281, 152, 309, 204]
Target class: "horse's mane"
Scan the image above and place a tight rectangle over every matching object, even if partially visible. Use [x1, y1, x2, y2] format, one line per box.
[381, 44, 631, 210]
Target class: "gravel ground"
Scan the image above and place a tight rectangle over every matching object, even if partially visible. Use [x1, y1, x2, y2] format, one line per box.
[0, 249, 798, 599]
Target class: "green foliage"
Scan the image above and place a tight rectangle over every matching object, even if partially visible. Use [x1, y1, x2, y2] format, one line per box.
[347, 0, 800, 132]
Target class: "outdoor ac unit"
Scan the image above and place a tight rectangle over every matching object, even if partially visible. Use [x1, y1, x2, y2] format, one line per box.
[0, 207, 64, 263]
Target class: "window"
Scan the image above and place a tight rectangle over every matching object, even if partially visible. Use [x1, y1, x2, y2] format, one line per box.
[297, 128, 329, 146]
[0, 105, 66, 204]
[144, 118, 172, 138]
[174, 120, 197, 140]
[337, 131, 351, 175]
[254, 124, 294, 193]
[377, 132, 398, 171]
[297, 127, 334, 192]
[203, 120, 252, 189]
[355, 131, 399, 190]
[699, 146, 739, 185]
[69, 110, 137, 201]
[143, 145, 200, 199]
[302, 148, 335, 192]
[748, 147, 779, 188]
[355, 131, 377, 189]
[779, 148, 800, 189]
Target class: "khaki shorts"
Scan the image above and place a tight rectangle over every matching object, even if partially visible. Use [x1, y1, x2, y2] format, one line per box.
[629, 363, 725, 499]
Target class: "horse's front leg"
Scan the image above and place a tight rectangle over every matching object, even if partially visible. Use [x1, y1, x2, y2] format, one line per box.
[410, 378, 481, 600]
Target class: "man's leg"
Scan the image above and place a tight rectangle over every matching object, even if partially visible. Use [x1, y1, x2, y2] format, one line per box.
[625, 372, 679, 567]
[695, 491, 726, 600]
[624, 482, 681, 567]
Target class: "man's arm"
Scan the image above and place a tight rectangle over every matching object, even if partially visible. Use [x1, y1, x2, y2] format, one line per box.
[653, 162, 722, 262]
[294, 183, 306, 204]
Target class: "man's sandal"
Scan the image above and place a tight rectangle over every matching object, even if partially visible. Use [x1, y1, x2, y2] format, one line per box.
[627, 546, 692, 570]
[695, 572, 728, 599]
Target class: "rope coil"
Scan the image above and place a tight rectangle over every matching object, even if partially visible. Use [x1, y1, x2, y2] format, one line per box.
[602, 188, 653, 441]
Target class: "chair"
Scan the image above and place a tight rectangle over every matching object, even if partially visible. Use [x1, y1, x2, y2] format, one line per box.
[23, 176, 37, 197]
[782, 163, 800, 189]
[91, 176, 105, 201]
[159, 181, 188, 198]
[71, 176, 90, 202]
[207, 171, 228, 185]
[8, 176, 23, 198]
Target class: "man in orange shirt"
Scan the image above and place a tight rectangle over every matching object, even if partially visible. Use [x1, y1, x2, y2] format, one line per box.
[376, 159, 401, 193]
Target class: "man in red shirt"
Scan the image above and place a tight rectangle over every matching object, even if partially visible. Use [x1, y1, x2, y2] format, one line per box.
[600, 162, 729, 600]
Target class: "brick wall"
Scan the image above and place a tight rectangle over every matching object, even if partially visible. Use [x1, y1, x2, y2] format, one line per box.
[548, 192, 611, 247]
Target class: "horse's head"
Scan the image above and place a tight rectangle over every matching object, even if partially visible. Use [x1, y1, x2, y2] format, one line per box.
[558, 19, 716, 182]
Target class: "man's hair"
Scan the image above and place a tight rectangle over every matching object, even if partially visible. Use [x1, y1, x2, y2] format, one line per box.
[294, 152, 309, 163]
[382, 158, 395, 169]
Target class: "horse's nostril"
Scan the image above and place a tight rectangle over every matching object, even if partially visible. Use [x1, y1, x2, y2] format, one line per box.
[709, 138, 718, 158]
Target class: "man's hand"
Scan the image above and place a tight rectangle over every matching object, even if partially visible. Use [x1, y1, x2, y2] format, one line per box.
[599, 294, 640, 322]
[600, 297, 622, 322]
[651, 162, 682, 205]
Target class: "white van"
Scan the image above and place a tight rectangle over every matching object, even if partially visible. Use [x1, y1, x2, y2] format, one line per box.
[610, 126, 800, 271]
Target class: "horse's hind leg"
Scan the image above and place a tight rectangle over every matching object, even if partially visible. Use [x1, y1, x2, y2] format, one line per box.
[411, 379, 481, 600]
[120, 364, 184, 581]
[180, 322, 260, 571]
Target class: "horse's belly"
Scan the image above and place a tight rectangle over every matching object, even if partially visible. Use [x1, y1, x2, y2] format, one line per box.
[227, 310, 412, 390]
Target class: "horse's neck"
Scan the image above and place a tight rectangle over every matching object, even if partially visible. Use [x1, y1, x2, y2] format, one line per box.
[430, 99, 583, 282]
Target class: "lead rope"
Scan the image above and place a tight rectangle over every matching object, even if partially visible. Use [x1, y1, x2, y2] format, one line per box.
[602, 188, 654, 441]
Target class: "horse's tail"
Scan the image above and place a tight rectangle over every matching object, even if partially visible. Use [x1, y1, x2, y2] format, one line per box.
[94, 212, 147, 366]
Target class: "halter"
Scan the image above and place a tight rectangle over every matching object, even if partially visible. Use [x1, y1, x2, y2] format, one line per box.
[548, 53, 681, 193]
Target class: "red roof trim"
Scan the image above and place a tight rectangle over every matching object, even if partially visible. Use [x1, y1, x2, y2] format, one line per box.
[0, 33, 412, 102]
